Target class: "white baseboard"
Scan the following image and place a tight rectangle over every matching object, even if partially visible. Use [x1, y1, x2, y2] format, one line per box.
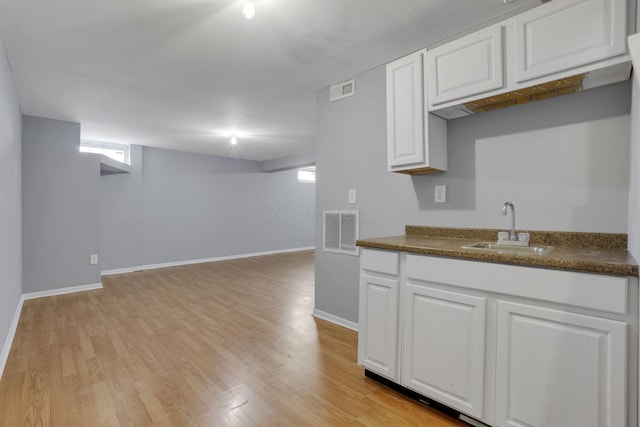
[312, 309, 359, 332]
[102, 246, 315, 275]
[22, 282, 103, 301]
[0, 295, 24, 382]
[1, 282, 104, 380]
[101, 267, 136, 276]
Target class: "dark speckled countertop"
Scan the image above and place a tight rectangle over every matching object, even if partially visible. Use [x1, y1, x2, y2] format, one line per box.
[356, 226, 638, 277]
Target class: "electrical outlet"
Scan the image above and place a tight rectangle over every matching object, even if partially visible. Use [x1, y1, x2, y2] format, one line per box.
[90, 254, 99, 265]
[434, 185, 446, 203]
[348, 189, 357, 204]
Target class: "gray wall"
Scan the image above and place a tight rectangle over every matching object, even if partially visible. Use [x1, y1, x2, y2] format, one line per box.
[100, 146, 315, 271]
[100, 145, 144, 270]
[315, 64, 631, 323]
[22, 116, 101, 293]
[0, 33, 22, 364]
[261, 151, 315, 172]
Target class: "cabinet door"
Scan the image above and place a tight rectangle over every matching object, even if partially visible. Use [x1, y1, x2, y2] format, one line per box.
[386, 50, 426, 168]
[426, 25, 504, 107]
[401, 284, 487, 419]
[358, 274, 399, 380]
[495, 301, 627, 427]
[514, 0, 627, 83]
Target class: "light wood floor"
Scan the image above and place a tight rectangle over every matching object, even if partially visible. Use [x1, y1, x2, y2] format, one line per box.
[0, 250, 464, 426]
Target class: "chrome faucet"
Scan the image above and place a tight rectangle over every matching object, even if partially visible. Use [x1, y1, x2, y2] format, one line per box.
[502, 201, 517, 241]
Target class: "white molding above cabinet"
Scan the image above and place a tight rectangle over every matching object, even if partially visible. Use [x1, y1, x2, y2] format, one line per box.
[386, 50, 447, 175]
[427, 25, 505, 107]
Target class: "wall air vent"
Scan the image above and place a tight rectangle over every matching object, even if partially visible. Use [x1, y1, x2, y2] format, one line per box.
[330, 78, 355, 102]
[323, 210, 359, 256]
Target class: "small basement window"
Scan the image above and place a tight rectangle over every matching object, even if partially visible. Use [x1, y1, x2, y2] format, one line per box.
[80, 140, 130, 165]
[298, 166, 316, 183]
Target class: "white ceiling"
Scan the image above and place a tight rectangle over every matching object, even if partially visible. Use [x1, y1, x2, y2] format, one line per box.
[0, 0, 541, 161]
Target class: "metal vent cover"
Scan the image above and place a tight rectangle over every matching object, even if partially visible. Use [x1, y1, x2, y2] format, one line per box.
[323, 210, 359, 256]
[330, 78, 355, 102]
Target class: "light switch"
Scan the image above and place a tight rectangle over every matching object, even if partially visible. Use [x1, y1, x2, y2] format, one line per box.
[434, 185, 446, 203]
[348, 189, 357, 204]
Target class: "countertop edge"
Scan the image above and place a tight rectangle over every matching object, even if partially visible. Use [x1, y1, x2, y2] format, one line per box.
[357, 239, 639, 277]
[404, 225, 628, 250]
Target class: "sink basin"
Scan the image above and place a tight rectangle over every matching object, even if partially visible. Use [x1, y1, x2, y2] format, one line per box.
[461, 242, 554, 255]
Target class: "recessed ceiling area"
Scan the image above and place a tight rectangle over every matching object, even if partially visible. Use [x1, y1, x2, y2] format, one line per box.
[0, 0, 541, 161]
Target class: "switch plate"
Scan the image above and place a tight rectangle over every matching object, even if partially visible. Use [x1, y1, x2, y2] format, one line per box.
[348, 189, 357, 204]
[90, 254, 99, 265]
[434, 185, 446, 203]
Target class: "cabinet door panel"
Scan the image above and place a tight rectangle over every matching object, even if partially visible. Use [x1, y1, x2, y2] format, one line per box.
[427, 25, 504, 107]
[495, 301, 627, 427]
[386, 51, 425, 167]
[401, 284, 486, 419]
[514, 0, 627, 83]
[358, 274, 399, 380]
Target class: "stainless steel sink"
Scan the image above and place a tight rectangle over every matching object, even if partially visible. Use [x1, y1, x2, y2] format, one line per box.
[461, 242, 554, 255]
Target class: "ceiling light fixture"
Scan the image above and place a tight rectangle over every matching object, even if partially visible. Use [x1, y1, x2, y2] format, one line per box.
[242, 1, 256, 20]
[230, 135, 238, 145]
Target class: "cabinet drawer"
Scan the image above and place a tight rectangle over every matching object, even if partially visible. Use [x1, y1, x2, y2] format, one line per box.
[406, 255, 628, 314]
[361, 249, 398, 276]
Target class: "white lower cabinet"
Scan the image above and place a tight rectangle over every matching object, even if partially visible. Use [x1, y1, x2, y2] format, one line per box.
[495, 301, 627, 427]
[358, 274, 399, 380]
[357, 250, 636, 427]
[358, 249, 400, 381]
[401, 284, 487, 419]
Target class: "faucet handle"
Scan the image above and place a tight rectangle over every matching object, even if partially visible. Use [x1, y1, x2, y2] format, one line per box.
[497, 231, 509, 241]
[518, 232, 530, 244]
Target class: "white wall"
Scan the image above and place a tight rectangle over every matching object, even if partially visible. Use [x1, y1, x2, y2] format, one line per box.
[22, 116, 101, 293]
[0, 32, 22, 375]
[315, 63, 631, 323]
[101, 146, 315, 271]
[629, 73, 640, 260]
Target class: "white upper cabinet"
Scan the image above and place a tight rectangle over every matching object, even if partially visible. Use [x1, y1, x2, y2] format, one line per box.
[514, 0, 628, 83]
[427, 25, 505, 107]
[386, 50, 447, 174]
[425, 0, 630, 115]
[387, 51, 425, 167]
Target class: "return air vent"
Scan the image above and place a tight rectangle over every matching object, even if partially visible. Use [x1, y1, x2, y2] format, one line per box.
[330, 78, 355, 102]
[323, 210, 359, 256]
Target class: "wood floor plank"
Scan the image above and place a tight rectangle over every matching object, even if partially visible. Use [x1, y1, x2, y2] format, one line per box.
[0, 250, 465, 426]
